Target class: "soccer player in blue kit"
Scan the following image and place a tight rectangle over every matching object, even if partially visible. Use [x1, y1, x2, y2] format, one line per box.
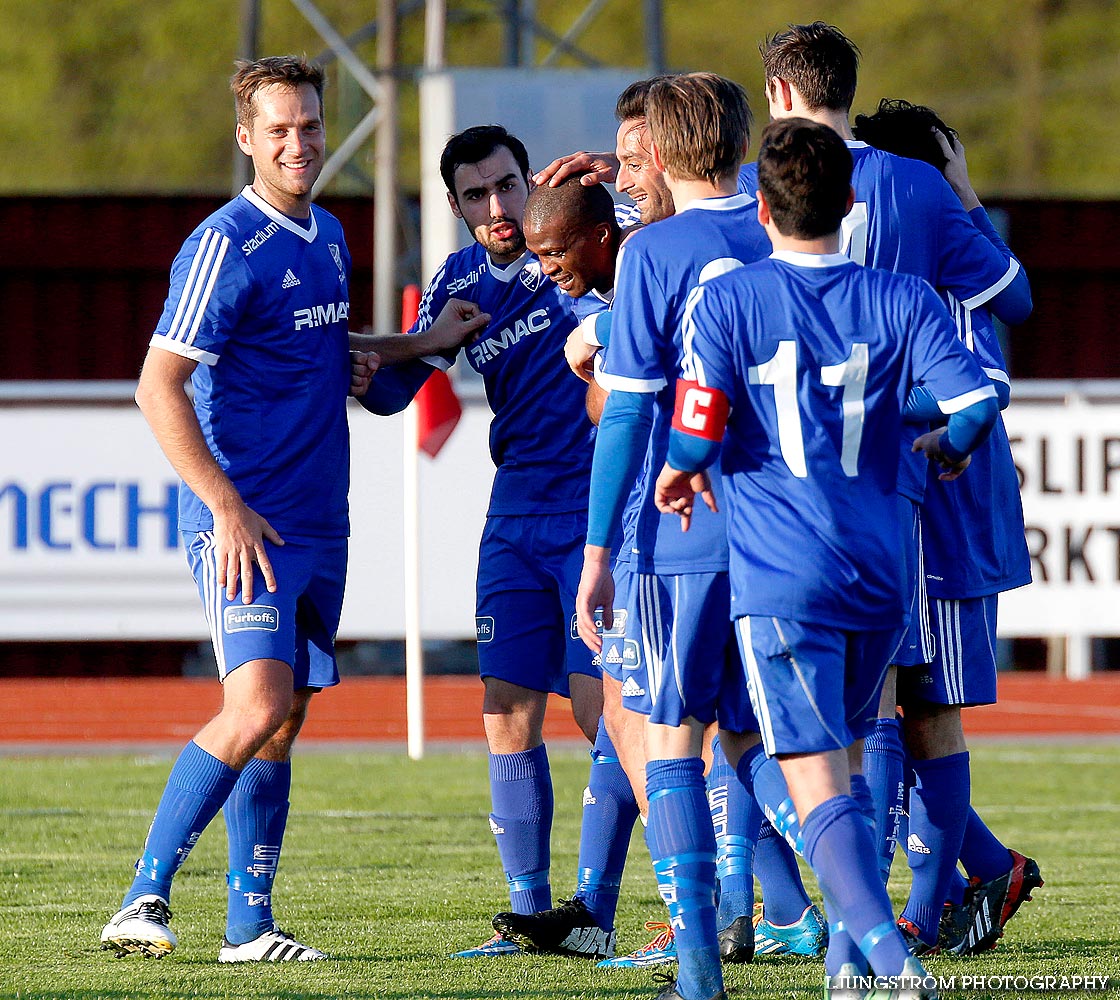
[744, 23, 1033, 945]
[574, 73, 771, 1000]
[655, 117, 1000, 1000]
[99, 56, 484, 963]
[852, 98, 1042, 955]
[360, 125, 621, 961]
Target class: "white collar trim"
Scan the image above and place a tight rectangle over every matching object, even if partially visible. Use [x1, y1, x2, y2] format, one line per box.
[770, 250, 854, 268]
[487, 251, 531, 282]
[845, 140, 870, 149]
[241, 186, 318, 243]
[679, 192, 756, 214]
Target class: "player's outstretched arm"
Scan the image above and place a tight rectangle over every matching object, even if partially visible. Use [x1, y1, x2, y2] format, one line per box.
[352, 298, 489, 365]
[533, 151, 619, 188]
[135, 347, 282, 603]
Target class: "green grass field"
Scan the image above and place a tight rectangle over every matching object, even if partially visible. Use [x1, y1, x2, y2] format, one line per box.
[0, 743, 1116, 1000]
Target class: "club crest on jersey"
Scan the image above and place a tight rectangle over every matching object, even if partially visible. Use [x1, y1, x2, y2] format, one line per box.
[329, 243, 343, 274]
[519, 260, 543, 292]
[224, 606, 280, 633]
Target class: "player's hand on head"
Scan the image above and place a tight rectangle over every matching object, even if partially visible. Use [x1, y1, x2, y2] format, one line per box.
[428, 298, 490, 351]
[213, 501, 284, 603]
[533, 151, 619, 188]
[932, 128, 979, 210]
[349, 350, 380, 397]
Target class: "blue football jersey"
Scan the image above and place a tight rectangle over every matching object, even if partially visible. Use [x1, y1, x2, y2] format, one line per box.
[413, 244, 588, 515]
[595, 194, 772, 574]
[741, 145, 1021, 501]
[150, 187, 352, 538]
[921, 298, 1031, 598]
[684, 252, 995, 628]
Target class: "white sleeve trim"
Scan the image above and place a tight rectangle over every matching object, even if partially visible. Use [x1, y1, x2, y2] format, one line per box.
[937, 384, 998, 414]
[595, 368, 665, 393]
[421, 353, 453, 371]
[579, 313, 604, 347]
[983, 367, 1010, 387]
[149, 334, 218, 366]
[960, 258, 1020, 311]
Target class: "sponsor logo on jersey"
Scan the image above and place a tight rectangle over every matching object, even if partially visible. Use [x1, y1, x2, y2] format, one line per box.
[281, 268, 301, 289]
[469, 308, 550, 366]
[293, 300, 350, 330]
[620, 676, 645, 698]
[476, 616, 495, 642]
[224, 605, 280, 633]
[446, 262, 486, 294]
[519, 260, 543, 291]
[242, 222, 280, 255]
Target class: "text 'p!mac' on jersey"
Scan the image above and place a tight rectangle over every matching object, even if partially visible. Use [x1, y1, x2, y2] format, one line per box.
[410, 244, 588, 516]
[596, 193, 772, 575]
[682, 252, 996, 629]
[150, 186, 352, 539]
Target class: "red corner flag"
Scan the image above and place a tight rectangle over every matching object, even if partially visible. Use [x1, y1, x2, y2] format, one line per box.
[402, 284, 462, 458]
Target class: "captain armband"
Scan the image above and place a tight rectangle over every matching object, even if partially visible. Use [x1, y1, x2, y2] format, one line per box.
[672, 379, 730, 442]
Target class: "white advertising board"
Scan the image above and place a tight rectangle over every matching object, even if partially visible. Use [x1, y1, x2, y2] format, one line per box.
[4, 384, 1120, 668]
[0, 398, 491, 641]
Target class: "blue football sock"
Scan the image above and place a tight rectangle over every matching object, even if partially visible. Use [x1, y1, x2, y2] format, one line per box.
[647, 758, 723, 1000]
[802, 794, 911, 979]
[741, 743, 802, 854]
[946, 868, 969, 906]
[959, 806, 1012, 883]
[863, 717, 905, 886]
[901, 752, 971, 944]
[708, 736, 760, 929]
[574, 718, 638, 930]
[849, 773, 875, 829]
[489, 745, 553, 914]
[124, 741, 240, 907]
[223, 756, 291, 945]
[754, 820, 812, 926]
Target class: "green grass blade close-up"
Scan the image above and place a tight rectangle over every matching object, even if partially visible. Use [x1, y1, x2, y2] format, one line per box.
[0, 744, 1116, 1000]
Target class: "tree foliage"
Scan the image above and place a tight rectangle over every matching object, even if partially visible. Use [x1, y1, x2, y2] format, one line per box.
[2, 0, 1116, 196]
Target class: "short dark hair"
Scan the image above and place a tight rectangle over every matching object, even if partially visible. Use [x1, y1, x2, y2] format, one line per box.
[524, 173, 618, 233]
[853, 98, 957, 172]
[646, 73, 751, 185]
[231, 56, 325, 130]
[757, 118, 853, 239]
[615, 75, 677, 123]
[760, 22, 860, 113]
[439, 125, 531, 198]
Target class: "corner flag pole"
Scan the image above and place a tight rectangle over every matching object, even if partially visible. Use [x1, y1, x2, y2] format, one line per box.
[401, 284, 425, 761]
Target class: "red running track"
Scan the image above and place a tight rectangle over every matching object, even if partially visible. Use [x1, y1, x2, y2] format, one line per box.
[4, 673, 1118, 746]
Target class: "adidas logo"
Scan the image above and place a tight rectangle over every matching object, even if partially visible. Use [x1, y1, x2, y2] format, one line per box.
[605, 646, 624, 665]
[907, 833, 931, 855]
[582, 786, 596, 807]
[282, 269, 301, 288]
[489, 817, 505, 835]
[620, 677, 645, 698]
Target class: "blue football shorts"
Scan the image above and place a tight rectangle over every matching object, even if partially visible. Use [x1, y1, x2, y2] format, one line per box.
[184, 531, 345, 690]
[617, 569, 756, 733]
[897, 594, 999, 707]
[893, 498, 934, 668]
[736, 615, 899, 756]
[595, 560, 635, 684]
[475, 512, 599, 697]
